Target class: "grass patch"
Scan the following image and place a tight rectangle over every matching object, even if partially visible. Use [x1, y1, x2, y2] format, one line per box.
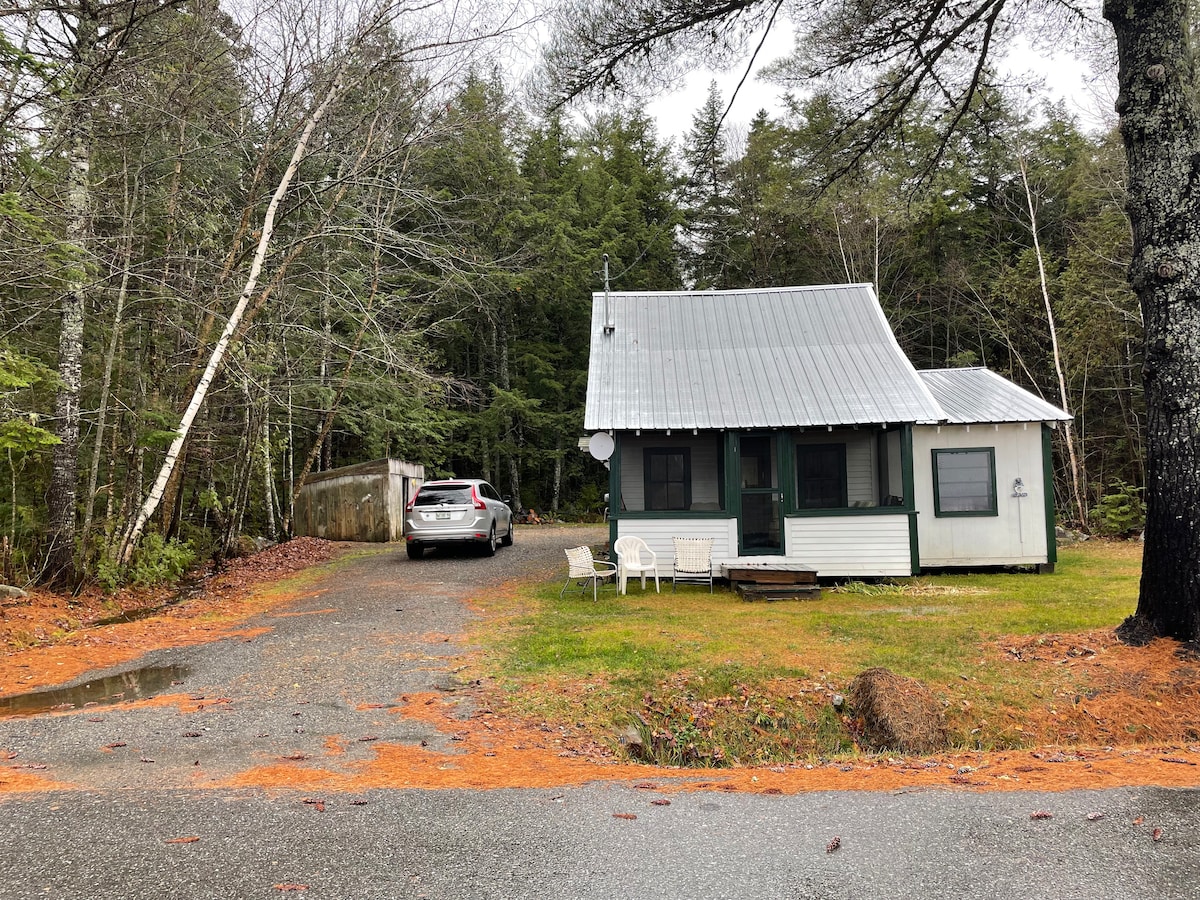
[471, 541, 1161, 764]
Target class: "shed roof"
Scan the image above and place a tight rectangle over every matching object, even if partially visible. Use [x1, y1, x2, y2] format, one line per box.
[917, 367, 1071, 424]
[584, 284, 945, 431]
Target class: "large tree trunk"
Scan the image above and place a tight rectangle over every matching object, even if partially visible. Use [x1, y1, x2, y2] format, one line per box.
[43, 87, 94, 587]
[1106, 0, 1200, 642]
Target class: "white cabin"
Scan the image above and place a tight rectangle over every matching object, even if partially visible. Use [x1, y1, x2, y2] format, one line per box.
[583, 285, 1070, 579]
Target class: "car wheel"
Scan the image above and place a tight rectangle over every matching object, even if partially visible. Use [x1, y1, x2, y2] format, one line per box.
[501, 518, 514, 547]
[406, 543, 424, 560]
[482, 524, 497, 557]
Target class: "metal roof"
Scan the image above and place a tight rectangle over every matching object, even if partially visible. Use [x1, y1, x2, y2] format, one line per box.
[918, 368, 1071, 424]
[584, 284, 947, 431]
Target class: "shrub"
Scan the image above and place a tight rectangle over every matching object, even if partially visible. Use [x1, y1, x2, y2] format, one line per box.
[1091, 480, 1145, 537]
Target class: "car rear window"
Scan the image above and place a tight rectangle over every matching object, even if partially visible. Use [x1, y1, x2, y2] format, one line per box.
[414, 484, 472, 506]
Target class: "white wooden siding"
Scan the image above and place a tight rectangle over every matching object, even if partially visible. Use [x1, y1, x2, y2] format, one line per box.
[616, 519, 737, 575]
[620, 434, 723, 511]
[912, 423, 1050, 566]
[785, 516, 912, 576]
[616, 515, 912, 577]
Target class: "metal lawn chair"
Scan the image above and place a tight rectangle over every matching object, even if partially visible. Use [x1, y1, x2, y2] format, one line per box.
[613, 535, 660, 594]
[560, 545, 618, 601]
[671, 537, 714, 592]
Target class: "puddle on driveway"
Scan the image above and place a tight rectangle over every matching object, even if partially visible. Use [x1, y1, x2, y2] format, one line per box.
[0, 665, 189, 717]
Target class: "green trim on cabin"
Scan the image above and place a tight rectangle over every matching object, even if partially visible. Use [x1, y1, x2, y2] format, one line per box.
[608, 433, 620, 550]
[780, 433, 796, 510]
[725, 431, 741, 522]
[1042, 423, 1058, 565]
[902, 424, 919, 575]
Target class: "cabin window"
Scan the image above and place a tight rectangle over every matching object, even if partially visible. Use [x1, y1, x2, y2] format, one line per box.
[795, 443, 847, 509]
[932, 448, 997, 516]
[644, 448, 691, 510]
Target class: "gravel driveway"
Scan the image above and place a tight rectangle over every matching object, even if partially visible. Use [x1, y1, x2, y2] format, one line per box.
[0, 524, 606, 791]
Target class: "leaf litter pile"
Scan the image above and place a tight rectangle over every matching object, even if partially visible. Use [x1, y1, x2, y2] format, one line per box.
[4, 537, 1200, 796]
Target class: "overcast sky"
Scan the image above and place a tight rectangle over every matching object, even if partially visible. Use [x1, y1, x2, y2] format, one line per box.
[641, 28, 1113, 145]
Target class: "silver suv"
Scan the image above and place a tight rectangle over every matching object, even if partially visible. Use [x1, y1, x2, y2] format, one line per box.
[404, 479, 514, 559]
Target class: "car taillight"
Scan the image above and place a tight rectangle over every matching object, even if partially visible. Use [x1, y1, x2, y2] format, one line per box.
[471, 486, 487, 510]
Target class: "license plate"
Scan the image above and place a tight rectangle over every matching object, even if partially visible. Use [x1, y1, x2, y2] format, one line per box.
[435, 512, 451, 520]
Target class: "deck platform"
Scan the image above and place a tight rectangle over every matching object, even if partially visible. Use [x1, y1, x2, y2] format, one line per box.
[721, 559, 821, 601]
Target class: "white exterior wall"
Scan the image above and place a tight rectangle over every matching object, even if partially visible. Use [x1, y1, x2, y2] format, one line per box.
[913, 423, 1051, 567]
[784, 516, 912, 576]
[615, 514, 911, 577]
[615, 519, 738, 575]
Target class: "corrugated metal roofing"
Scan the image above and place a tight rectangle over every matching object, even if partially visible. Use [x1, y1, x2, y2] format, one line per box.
[918, 367, 1071, 424]
[584, 285, 947, 431]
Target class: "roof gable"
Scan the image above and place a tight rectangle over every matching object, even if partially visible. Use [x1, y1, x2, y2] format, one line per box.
[584, 284, 945, 431]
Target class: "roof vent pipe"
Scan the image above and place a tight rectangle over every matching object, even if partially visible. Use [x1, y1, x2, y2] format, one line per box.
[602, 254, 614, 334]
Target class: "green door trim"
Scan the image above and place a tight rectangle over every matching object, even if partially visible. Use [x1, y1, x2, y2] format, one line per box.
[735, 431, 785, 556]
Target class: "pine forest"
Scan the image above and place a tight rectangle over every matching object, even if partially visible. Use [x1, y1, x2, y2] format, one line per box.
[0, 1, 1141, 588]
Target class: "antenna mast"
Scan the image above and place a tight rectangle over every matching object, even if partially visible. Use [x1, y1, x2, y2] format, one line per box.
[602, 254, 614, 333]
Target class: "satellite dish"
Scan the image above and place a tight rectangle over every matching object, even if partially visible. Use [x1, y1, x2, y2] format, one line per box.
[588, 431, 615, 461]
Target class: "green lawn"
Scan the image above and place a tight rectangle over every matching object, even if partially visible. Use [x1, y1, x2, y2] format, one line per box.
[471, 541, 1143, 764]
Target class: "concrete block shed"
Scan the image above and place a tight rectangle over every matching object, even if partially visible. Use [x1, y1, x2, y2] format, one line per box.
[294, 458, 424, 542]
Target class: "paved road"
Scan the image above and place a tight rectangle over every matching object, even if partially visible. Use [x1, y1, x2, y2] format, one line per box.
[2, 527, 1198, 899]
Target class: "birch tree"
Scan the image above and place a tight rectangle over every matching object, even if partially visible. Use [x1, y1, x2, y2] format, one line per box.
[118, 0, 527, 562]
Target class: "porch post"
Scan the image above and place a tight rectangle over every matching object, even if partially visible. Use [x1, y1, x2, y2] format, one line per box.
[902, 424, 920, 575]
[1041, 423, 1058, 569]
[608, 432, 620, 551]
[724, 431, 740, 520]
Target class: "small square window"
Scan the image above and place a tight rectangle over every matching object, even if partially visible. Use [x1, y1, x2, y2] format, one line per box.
[644, 448, 691, 510]
[933, 448, 997, 516]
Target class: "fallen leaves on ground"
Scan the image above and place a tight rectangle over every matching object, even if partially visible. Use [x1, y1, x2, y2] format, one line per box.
[1, 538, 342, 693]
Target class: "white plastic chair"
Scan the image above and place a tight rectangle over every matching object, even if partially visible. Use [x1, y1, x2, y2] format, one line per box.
[672, 537, 714, 592]
[613, 535, 660, 595]
[560, 545, 618, 601]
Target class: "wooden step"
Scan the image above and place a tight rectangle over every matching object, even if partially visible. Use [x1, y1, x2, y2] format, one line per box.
[726, 567, 817, 585]
[735, 583, 822, 602]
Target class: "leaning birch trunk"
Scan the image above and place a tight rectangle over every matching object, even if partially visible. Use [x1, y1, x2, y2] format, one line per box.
[118, 70, 346, 564]
[1018, 156, 1087, 528]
